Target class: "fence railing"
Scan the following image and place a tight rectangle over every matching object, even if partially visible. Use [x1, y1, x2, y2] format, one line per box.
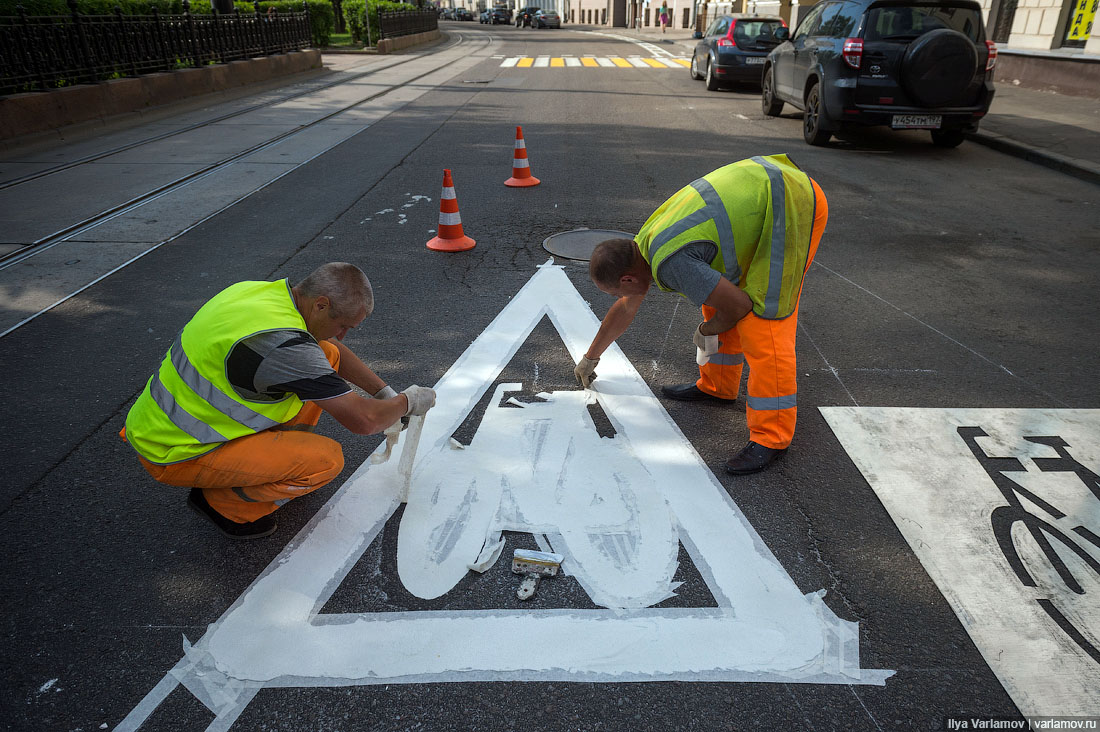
[377, 9, 435, 39]
[0, 0, 311, 96]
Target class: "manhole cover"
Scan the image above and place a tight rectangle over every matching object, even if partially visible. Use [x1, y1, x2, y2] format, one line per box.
[543, 228, 635, 262]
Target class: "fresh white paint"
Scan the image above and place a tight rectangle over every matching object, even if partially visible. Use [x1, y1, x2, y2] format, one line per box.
[822, 407, 1100, 718]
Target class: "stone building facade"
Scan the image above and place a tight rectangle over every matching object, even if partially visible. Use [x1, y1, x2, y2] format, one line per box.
[555, 0, 1096, 54]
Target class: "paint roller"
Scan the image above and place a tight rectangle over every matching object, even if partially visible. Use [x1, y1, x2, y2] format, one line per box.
[511, 549, 563, 601]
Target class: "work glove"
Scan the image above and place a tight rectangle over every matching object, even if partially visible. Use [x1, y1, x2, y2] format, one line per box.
[574, 355, 599, 388]
[402, 385, 437, 417]
[373, 385, 398, 400]
[693, 324, 720, 366]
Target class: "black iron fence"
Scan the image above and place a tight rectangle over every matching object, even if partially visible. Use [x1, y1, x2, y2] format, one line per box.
[1, 0, 311, 95]
[377, 9, 434, 39]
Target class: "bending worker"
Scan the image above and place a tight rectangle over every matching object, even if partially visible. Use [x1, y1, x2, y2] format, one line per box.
[122, 262, 435, 539]
[574, 155, 828, 475]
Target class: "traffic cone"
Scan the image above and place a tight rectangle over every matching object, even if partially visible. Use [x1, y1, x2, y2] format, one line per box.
[426, 169, 475, 252]
[504, 126, 540, 187]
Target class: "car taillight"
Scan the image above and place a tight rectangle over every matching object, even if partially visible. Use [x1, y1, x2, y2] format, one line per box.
[985, 40, 997, 71]
[718, 19, 737, 47]
[842, 38, 863, 69]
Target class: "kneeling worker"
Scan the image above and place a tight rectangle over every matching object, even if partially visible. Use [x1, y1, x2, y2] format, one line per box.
[122, 262, 436, 538]
[574, 155, 828, 475]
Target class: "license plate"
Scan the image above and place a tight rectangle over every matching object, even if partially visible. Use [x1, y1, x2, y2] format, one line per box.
[745, 57, 766, 65]
[891, 114, 942, 129]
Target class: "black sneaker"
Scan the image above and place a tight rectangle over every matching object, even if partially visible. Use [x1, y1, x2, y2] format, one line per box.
[187, 488, 277, 539]
[660, 383, 731, 402]
[724, 442, 788, 475]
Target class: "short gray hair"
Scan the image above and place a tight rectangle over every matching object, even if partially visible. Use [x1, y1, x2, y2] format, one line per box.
[296, 262, 374, 318]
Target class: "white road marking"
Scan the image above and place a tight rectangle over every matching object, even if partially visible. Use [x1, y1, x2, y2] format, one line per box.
[822, 407, 1100, 718]
[120, 263, 891, 729]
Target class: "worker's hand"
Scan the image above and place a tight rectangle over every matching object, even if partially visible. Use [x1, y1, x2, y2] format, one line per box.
[402, 385, 437, 416]
[693, 324, 720, 366]
[574, 355, 599, 388]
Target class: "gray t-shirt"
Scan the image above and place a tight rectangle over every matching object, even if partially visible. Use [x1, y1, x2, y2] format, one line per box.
[226, 330, 350, 403]
[655, 241, 723, 306]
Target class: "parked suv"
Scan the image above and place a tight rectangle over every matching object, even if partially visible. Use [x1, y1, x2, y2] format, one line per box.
[690, 14, 787, 91]
[761, 0, 996, 147]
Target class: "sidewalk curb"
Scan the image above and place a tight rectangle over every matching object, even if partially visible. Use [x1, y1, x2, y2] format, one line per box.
[968, 130, 1100, 186]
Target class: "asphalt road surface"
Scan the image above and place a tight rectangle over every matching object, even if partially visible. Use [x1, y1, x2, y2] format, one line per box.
[2, 22, 1098, 732]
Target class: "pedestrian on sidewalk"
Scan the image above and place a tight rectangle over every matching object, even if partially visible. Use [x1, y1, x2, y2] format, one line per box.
[659, 1, 670, 33]
[121, 262, 436, 539]
[573, 155, 828, 475]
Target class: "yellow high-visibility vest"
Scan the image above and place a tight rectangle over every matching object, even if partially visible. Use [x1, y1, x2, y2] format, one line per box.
[125, 279, 309, 464]
[636, 154, 817, 319]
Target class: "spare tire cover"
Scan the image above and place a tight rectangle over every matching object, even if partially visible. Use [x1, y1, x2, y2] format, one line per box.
[901, 28, 978, 107]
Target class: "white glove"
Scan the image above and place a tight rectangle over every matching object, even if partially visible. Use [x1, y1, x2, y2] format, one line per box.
[693, 325, 720, 366]
[402, 385, 437, 416]
[574, 355, 599, 388]
[373, 385, 398, 400]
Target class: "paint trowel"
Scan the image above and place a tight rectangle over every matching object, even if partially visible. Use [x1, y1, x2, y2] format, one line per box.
[511, 549, 563, 601]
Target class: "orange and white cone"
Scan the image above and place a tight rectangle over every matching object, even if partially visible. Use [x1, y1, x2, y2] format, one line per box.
[504, 126, 540, 187]
[426, 169, 476, 252]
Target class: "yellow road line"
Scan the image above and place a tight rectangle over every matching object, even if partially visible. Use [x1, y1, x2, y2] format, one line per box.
[610, 57, 633, 68]
[642, 58, 668, 68]
[517, 57, 534, 68]
[580, 57, 599, 67]
[669, 58, 691, 67]
[550, 57, 565, 67]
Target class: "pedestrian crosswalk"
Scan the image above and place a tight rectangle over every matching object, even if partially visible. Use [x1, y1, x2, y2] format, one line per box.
[499, 56, 691, 69]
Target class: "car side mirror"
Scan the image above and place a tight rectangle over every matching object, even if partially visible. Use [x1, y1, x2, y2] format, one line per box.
[693, 30, 703, 39]
[773, 27, 790, 41]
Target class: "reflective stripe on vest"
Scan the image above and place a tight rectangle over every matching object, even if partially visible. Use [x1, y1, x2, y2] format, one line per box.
[635, 154, 816, 320]
[125, 279, 310, 464]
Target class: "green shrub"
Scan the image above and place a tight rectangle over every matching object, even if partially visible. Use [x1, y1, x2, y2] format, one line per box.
[342, 0, 415, 45]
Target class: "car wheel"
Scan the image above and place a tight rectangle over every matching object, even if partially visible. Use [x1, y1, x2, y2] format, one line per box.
[803, 83, 832, 146]
[690, 52, 704, 81]
[761, 66, 783, 116]
[704, 58, 720, 91]
[930, 129, 967, 148]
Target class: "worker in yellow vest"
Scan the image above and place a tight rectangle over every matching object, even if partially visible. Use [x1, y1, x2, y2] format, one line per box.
[122, 262, 436, 539]
[574, 155, 828, 475]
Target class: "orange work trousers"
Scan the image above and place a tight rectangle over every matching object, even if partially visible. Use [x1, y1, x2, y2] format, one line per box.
[128, 339, 345, 523]
[695, 180, 828, 450]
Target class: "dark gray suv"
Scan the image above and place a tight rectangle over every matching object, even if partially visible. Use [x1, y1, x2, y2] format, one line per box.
[761, 0, 997, 147]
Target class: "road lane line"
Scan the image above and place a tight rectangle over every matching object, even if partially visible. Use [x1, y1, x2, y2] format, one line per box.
[642, 58, 668, 68]
[550, 57, 565, 67]
[565, 57, 581, 67]
[610, 57, 632, 68]
[534, 57, 550, 67]
[628, 57, 649, 68]
[502, 57, 519, 67]
[517, 57, 534, 67]
[582, 57, 600, 67]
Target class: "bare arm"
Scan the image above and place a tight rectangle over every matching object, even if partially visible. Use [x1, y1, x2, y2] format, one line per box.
[698, 278, 753, 335]
[585, 294, 646, 360]
[319, 391, 408, 435]
[331, 339, 388, 395]
[320, 340, 406, 434]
